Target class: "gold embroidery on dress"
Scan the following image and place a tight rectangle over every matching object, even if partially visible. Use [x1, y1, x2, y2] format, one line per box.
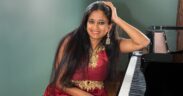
[89, 45, 105, 68]
[71, 80, 104, 91]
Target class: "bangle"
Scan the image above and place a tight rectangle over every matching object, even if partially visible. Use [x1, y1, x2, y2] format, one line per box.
[61, 85, 66, 92]
[63, 86, 66, 92]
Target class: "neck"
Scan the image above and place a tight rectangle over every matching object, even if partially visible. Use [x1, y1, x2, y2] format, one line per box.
[90, 39, 101, 50]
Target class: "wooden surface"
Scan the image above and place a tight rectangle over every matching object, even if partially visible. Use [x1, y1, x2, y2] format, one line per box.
[176, 0, 183, 62]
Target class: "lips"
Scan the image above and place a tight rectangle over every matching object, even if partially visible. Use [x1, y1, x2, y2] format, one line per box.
[91, 31, 100, 34]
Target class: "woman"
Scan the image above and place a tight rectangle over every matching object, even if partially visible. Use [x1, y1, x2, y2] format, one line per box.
[44, 1, 150, 96]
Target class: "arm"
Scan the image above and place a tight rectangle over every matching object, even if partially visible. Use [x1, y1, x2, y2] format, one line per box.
[54, 36, 93, 96]
[63, 87, 94, 96]
[104, 2, 150, 53]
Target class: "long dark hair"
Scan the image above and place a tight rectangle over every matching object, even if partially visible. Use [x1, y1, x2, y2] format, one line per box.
[51, 1, 120, 88]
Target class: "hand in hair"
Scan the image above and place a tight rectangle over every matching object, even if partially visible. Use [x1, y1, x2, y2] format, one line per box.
[103, 1, 119, 23]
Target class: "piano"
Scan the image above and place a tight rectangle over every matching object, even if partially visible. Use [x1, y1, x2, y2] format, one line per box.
[141, 26, 183, 96]
[118, 26, 183, 96]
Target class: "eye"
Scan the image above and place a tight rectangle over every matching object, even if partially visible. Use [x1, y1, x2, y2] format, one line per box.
[98, 21, 105, 25]
[88, 20, 94, 24]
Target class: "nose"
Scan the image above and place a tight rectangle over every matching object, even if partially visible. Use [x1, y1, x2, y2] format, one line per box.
[92, 23, 99, 30]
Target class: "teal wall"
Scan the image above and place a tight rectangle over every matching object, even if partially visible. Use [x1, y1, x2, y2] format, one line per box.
[0, 0, 88, 96]
[116, 0, 178, 30]
[114, 0, 178, 51]
[0, 0, 178, 96]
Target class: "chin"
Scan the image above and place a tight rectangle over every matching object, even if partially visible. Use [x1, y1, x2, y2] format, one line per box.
[90, 36, 102, 40]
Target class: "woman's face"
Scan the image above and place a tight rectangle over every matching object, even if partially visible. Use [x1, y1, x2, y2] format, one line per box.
[87, 10, 111, 42]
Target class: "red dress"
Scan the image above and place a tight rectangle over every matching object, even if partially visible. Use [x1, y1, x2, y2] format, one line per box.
[44, 49, 108, 96]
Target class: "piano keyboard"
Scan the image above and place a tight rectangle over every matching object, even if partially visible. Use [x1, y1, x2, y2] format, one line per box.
[118, 51, 146, 96]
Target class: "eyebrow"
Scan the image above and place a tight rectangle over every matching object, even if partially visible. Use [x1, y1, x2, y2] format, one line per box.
[88, 18, 106, 22]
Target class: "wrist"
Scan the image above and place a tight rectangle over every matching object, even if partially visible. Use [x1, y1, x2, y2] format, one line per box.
[113, 17, 121, 24]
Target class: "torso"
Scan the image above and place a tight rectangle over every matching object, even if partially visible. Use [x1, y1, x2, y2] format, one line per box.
[71, 47, 108, 81]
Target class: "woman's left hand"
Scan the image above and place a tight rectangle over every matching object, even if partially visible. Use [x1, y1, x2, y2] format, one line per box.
[103, 1, 119, 23]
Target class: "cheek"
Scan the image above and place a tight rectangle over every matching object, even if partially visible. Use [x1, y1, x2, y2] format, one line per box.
[86, 24, 90, 31]
[102, 27, 110, 33]
[103, 24, 111, 31]
[101, 28, 109, 37]
[86, 23, 92, 32]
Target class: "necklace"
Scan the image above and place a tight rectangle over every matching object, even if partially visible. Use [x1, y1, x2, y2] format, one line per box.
[89, 45, 104, 68]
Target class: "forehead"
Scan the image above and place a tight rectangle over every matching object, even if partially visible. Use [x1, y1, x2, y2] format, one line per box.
[88, 10, 108, 21]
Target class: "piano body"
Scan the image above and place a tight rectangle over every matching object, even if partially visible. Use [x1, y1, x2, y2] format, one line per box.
[141, 26, 183, 96]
